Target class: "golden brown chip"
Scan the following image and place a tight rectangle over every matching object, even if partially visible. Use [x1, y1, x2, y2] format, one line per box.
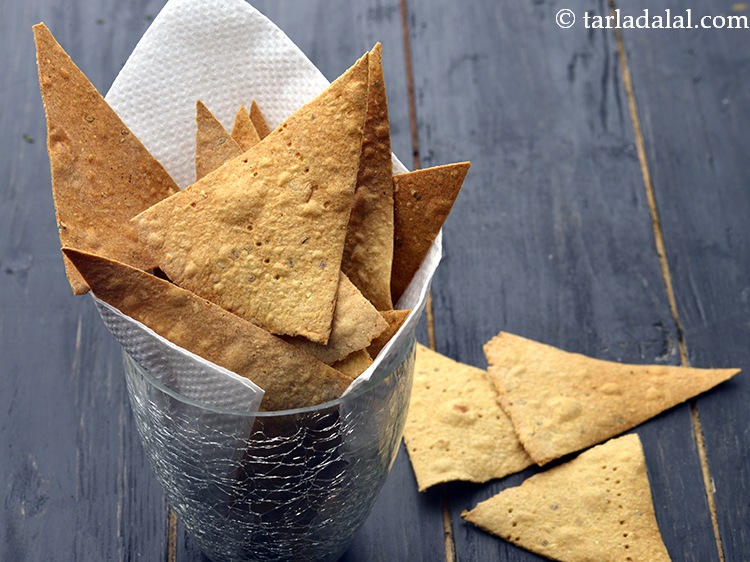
[63, 248, 352, 412]
[391, 162, 470, 304]
[231, 104, 261, 151]
[249, 100, 272, 139]
[484, 331, 740, 465]
[33, 23, 179, 294]
[284, 272, 387, 364]
[403, 344, 533, 491]
[462, 434, 672, 562]
[331, 349, 373, 379]
[341, 43, 395, 311]
[195, 100, 242, 180]
[133, 52, 370, 344]
[367, 309, 410, 358]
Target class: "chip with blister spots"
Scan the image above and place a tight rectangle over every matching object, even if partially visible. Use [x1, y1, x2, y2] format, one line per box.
[484, 331, 740, 465]
[462, 434, 672, 562]
[133, 53, 370, 344]
[404, 344, 533, 491]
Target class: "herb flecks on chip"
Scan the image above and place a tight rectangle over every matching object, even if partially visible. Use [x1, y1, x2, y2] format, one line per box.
[34, 23, 179, 294]
[404, 344, 533, 491]
[133, 53, 371, 344]
[342, 43, 395, 311]
[284, 272, 387, 364]
[462, 434, 672, 562]
[64, 247, 352, 412]
[484, 331, 740, 465]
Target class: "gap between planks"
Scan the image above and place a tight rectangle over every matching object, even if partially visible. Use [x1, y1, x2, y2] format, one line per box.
[609, 1, 725, 560]
[164, 4, 448, 560]
[399, 1, 454, 562]
[167, 508, 177, 562]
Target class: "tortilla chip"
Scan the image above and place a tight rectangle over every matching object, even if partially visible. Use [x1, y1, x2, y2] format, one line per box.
[284, 272, 387, 364]
[249, 100, 272, 139]
[341, 43, 395, 311]
[484, 331, 740, 465]
[331, 349, 373, 379]
[462, 434, 671, 561]
[195, 100, 242, 180]
[367, 309, 410, 358]
[391, 162, 470, 304]
[403, 344, 533, 491]
[63, 248, 352, 411]
[231, 104, 261, 151]
[33, 23, 179, 294]
[133, 52, 370, 344]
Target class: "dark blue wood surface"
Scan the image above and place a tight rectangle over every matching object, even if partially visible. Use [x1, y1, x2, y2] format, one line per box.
[2, 0, 748, 560]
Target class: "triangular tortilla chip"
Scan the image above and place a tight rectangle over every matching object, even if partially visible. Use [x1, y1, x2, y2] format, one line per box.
[484, 331, 740, 465]
[33, 23, 179, 294]
[63, 248, 352, 412]
[195, 100, 242, 180]
[341, 43, 395, 311]
[249, 100, 271, 139]
[391, 162, 470, 304]
[231, 104, 261, 151]
[133, 52, 370, 344]
[404, 345, 533, 491]
[462, 434, 672, 562]
[284, 272, 387, 364]
[331, 348, 373, 379]
[367, 309, 410, 358]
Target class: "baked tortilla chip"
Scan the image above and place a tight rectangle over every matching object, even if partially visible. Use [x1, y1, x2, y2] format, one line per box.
[391, 162, 470, 304]
[342, 43, 395, 311]
[63, 248, 352, 411]
[404, 345, 533, 491]
[133, 52, 370, 344]
[231, 104, 261, 151]
[462, 434, 671, 562]
[331, 349, 373, 379]
[33, 23, 179, 294]
[367, 309, 410, 358]
[195, 100, 242, 180]
[284, 272, 387, 364]
[484, 331, 740, 465]
[249, 100, 271, 139]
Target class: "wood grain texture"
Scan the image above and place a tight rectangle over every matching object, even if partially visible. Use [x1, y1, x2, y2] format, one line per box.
[4, 0, 748, 560]
[0, 0, 170, 560]
[619, 0, 750, 558]
[405, 0, 724, 560]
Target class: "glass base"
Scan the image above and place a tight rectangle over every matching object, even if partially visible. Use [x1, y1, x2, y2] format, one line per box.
[123, 335, 416, 562]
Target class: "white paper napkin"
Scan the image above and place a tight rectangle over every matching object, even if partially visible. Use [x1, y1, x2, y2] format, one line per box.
[99, 0, 441, 411]
[95, 297, 265, 411]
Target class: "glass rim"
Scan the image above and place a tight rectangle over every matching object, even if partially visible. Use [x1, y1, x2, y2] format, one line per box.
[122, 333, 416, 418]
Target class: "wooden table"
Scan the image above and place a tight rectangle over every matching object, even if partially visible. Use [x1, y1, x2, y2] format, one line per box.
[3, 0, 748, 560]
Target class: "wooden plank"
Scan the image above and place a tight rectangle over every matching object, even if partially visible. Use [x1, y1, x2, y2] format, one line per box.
[154, 1, 444, 559]
[618, 0, 750, 558]
[0, 0, 170, 559]
[404, 0, 723, 560]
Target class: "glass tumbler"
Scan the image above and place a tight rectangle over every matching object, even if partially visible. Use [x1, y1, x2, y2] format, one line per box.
[122, 334, 416, 562]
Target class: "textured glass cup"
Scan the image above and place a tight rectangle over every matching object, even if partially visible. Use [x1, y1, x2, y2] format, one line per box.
[123, 334, 416, 562]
